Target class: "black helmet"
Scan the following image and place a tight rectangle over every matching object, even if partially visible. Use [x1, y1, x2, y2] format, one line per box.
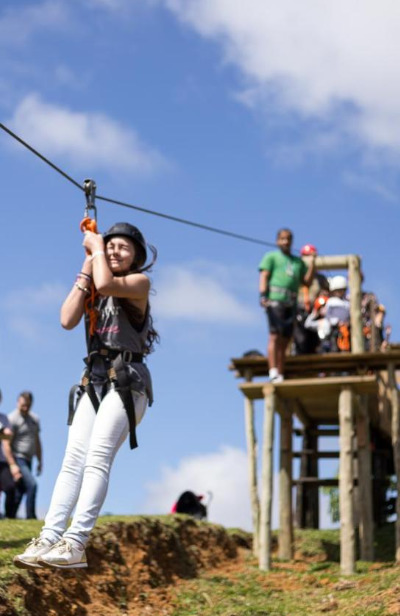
[103, 222, 157, 272]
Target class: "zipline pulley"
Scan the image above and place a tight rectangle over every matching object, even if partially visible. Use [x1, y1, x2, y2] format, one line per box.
[83, 178, 97, 221]
[81, 179, 98, 234]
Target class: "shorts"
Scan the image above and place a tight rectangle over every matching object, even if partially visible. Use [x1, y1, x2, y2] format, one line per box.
[266, 302, 296, 338]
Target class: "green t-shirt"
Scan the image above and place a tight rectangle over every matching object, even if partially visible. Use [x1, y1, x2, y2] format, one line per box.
[259, 250, 307, 303]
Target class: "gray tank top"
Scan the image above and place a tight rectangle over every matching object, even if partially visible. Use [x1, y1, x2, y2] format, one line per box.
[95, 295, 149, 353]
[88, 296, 153, 404]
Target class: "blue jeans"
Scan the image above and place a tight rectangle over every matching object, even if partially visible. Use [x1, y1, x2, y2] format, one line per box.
[15, 457, 37, 519]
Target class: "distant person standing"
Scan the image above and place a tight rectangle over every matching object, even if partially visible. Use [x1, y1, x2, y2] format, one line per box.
[0, 390, 22, 518]
[8, 392, 42, 519]
[259, 229, 315, 381]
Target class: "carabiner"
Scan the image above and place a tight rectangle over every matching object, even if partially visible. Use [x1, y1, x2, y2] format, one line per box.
[83, 178, 97, 220]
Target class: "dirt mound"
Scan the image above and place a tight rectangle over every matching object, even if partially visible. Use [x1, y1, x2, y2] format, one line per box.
[0, 517, 248, 616]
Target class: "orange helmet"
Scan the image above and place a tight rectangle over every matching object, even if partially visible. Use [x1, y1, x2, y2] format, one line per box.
[301, 243, 317, 256]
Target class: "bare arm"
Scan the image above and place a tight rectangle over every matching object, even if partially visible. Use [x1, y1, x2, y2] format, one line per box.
[35, 434, 42, 475]
[60, 256, 93, 329]
[259, 270, 271, 307]
[2, 436, 23, 482]
[84, 231, 150, 302]
[303, 256, 316, 287]
[0, 425, 11, 441]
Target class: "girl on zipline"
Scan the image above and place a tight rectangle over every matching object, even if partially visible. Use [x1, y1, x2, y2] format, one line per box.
[14, 222, 158, 569]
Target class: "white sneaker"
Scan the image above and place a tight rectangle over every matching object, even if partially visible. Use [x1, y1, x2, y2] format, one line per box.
[14, 537, 54, 569]
[270, 374, 284, 383]
[38, 538, 88, 569]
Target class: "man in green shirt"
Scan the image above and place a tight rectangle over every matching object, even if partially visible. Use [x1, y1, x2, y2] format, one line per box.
[259, 228, 315, 381]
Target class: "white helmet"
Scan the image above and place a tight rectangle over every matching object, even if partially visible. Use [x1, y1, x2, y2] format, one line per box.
[329, 275, 347, 292]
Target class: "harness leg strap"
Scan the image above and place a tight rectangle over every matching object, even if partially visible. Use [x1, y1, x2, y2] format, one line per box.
[112, 355, 138, 449]
[68, 385, 83, 426]
[85, 382, 100, 413]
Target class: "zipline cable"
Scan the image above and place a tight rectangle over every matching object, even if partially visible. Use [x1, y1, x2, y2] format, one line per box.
[0, 122, 83, 192]
[0, 122, 277, 248]
[95, 194, 275, 247]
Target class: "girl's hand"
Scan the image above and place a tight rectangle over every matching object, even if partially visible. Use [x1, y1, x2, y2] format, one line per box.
[83, 231, 104, 255]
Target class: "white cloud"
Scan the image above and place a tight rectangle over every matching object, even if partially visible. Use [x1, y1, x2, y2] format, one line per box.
[153, 263, 257, 324]
[343, 172, 398, 205]
[143, 446, 255, 529]
[8, 94, 168, 175]
[160, 0, 400, 155]
[0, 1, 69, 47]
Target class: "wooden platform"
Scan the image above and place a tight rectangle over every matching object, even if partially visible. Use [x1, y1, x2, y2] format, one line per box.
[230, 350, 400, 379]
[239, 375, 378, 423]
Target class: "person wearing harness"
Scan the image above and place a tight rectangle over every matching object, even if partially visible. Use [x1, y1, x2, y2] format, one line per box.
[259, 229, 315, 381]
[14, 222, 158, 570]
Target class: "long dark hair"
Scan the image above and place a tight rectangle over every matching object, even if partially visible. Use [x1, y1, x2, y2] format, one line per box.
[114, 237, 159, 355]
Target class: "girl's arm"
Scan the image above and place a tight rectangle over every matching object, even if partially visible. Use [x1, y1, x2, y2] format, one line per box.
[83, 231, 150, 301]
[60, 257, 93, 330]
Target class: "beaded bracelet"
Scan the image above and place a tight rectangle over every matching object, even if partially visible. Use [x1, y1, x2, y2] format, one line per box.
[75, 282, 90, 294]
[77, 272, 92, 281]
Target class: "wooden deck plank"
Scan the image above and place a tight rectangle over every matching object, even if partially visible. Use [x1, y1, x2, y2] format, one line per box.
[230, 350, 400, 379]
[239, 375, 378, 401]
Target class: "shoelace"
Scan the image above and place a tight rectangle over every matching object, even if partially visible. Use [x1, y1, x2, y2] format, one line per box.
[54, 539, 72, 554]
[28, 537, 45, 548]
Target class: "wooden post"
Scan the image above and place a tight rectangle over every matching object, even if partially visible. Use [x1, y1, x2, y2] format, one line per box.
[243, 371, 260, 557]
[279, 405, 293, 560]
[388, 362, 400, 562]
[295, 424, 319, 528]
[259, 384, 276, 570]
[307, 428, 319, 528]
[356, 395, 374, 561]
[339, 387, 355, 575]
[348, 255, 364, 354]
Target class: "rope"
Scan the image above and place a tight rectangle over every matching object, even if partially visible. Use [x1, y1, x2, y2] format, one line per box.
[80, 216, 99, 336]
[0, 122, 277, 249]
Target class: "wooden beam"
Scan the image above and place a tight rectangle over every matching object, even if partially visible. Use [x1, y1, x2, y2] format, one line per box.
[279, 405, 293, 560]
[293, 428, 339, 437]
[230, 350, 400, 380]
[356, 395, 374, 561]
[293, 478, 354, 487]
[243, 371, 260, 557]
[259, 385, 276, 571]
[314, 255, 351, 270]
[339, 387, 356, 575]
[293, 450, 341, 458]
[240, 375, 378, 401]
[292, 399, 311, 427]
[348, 255, 364, 354]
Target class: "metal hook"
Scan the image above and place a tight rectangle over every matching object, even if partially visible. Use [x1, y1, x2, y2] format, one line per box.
[83, 178, 97, 220]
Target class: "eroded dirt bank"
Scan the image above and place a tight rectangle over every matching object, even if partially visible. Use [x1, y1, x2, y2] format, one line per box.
[0, 517, 249, 616]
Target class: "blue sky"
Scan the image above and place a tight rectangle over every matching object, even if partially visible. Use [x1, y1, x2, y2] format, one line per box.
[0, 0, 399, 529]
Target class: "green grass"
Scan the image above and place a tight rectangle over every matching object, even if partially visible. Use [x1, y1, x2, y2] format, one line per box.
[0, 518, 399, 616]
[170, 559, 400, 616]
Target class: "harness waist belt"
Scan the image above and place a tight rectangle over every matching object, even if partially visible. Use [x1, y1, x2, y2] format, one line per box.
[89, 349, 144, 363]
[269, 285, 297, 301]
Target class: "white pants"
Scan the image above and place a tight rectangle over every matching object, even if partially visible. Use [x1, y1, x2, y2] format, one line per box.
[41, 388, 147, 547]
